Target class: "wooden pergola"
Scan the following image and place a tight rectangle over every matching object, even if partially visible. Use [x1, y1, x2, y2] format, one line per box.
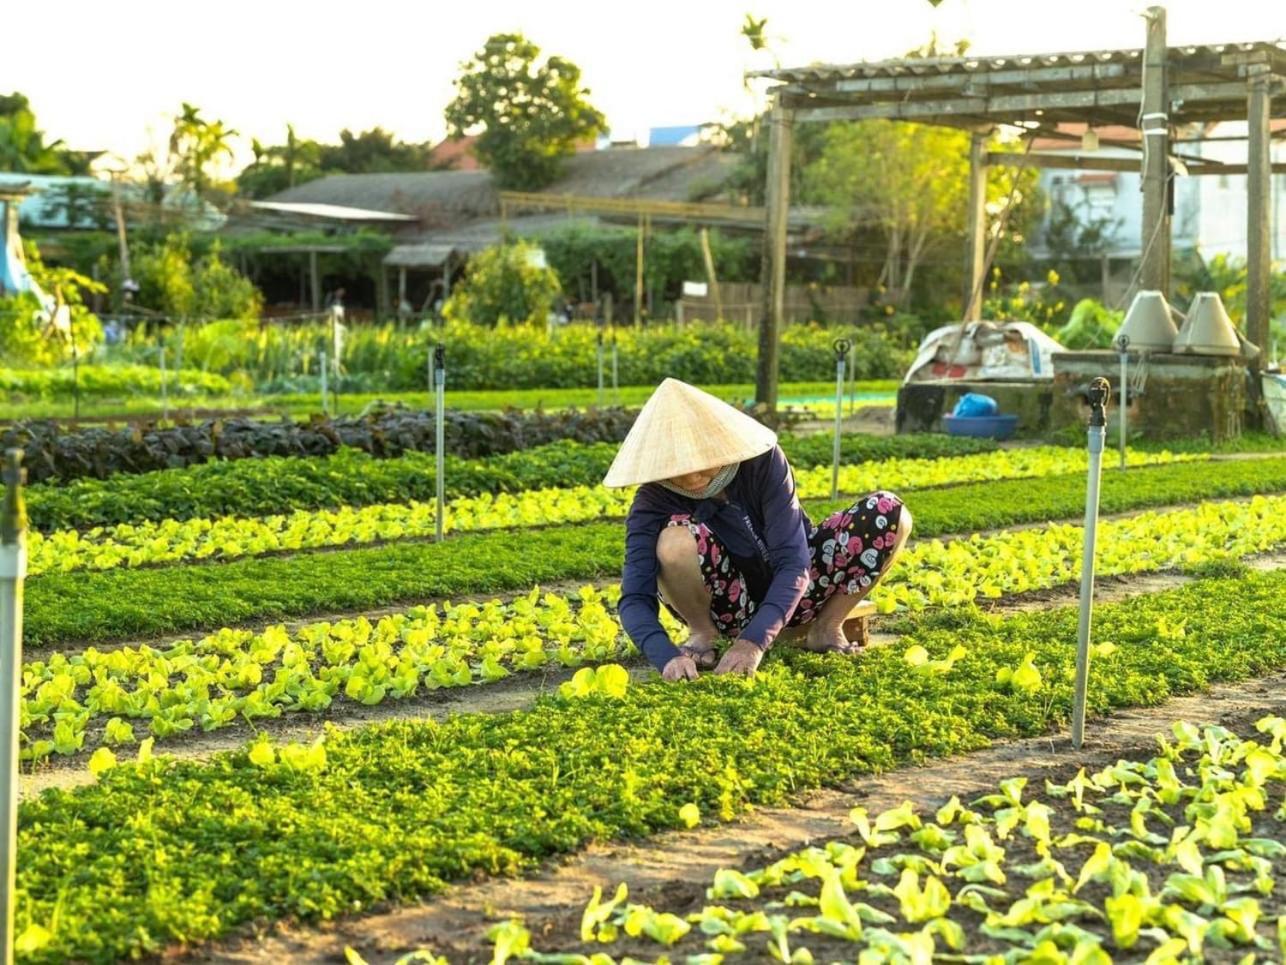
[749, 8, 1285, 408]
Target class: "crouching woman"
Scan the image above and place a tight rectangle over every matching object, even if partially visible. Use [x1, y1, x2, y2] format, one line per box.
[606, 378, 912, 681]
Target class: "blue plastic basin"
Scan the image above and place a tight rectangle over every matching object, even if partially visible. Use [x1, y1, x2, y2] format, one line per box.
[943, 413, 1019, 440]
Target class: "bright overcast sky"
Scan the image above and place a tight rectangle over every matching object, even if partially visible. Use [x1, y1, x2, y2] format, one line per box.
[8, 0, 1285, 173]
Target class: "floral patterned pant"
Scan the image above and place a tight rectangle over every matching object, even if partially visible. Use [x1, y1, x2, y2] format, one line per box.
[660, 491, 905, 638]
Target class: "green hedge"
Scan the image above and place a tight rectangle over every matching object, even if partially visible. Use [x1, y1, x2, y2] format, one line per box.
[0, 364, 232, 401]
[27, 433, 997, 532]
[14, 569, 1286, 962]
[24, 456, 1286, 647]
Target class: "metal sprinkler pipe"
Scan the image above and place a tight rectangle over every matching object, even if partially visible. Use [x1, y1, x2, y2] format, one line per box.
[1115, 333, 1130, 469]
[1072, 377, 1111, 750]
[831, 338, 851, 500]
[0, 448, 27, 965]
[434, 344, 447, 542]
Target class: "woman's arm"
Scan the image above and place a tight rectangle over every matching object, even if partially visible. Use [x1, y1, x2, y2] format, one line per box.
[618, 491, 683, 672]
[739, 446, 810, 651]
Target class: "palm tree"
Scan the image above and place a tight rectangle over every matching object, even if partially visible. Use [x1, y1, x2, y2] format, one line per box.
[168, 102, 238, 199]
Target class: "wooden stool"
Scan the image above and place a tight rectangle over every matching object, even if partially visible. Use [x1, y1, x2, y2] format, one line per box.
[840, 599, 877, 648]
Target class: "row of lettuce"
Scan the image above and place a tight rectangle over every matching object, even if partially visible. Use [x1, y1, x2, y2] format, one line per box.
[12, 568, 1286, 962]
[21, 493, 1286, 766]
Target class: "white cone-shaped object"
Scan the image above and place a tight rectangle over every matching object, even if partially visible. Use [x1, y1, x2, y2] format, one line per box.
[1174, 292, 1241, 357]
[1118, 290, 1179, 351]
[603, 378, 777, 488]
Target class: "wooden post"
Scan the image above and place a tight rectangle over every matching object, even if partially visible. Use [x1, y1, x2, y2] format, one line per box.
[110, 175, 131, 288]
[962, 130, 989, 321]
[375, 263, 390, 321]
[756, 100, 794, 411]
[442, 254, 452, 300]
[634, 213, 645, 327]
[1139, 6, 1171, 296]
[398, 266, 408, 307]
[309, 249, 321, 313]
[1246, 65, 1272, 370]
[700, 226, 722, 322]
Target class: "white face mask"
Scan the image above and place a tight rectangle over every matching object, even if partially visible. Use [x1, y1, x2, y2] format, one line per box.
[659, 462, 740, 500]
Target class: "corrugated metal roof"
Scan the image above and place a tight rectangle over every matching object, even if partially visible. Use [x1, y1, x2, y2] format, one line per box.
[383, 242, 456, 267]
[249, 200, 415, 222]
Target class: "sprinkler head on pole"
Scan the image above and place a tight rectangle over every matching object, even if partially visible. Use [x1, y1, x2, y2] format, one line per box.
[1087, 377, 1111, 428]
[1114, 332, 1130, 355]
[832, 337, 852, 362]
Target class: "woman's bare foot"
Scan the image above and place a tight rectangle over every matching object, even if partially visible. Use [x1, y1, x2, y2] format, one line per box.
[798, 621, 864, 655]
[679, 630, 721, 669]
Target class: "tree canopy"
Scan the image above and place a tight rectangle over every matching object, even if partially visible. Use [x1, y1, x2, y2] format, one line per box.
[0, 92, 93, 175]
[444, 33, 607, 190]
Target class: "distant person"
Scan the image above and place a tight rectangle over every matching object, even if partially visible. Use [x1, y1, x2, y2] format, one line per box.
[607, 379, 912, 682]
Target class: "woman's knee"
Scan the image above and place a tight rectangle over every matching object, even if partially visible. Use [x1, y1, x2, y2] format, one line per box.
[656, 525, 698, 570]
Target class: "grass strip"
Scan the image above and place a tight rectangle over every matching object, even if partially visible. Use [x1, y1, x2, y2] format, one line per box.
[24, 458, 1286, 647]
[27, 432, 996, 533]
[14, 568, 1286, 962]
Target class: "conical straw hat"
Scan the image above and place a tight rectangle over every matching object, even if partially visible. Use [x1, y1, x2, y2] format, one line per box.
[603, 378, 778, 488]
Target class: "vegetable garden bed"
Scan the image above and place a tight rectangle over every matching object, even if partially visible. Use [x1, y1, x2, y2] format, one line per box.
[11, 569, 1286, 962]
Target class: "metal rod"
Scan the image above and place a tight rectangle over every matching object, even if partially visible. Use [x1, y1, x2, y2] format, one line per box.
[831, 338, 851, 501]
[1117, 335, 1130, 469]
[159, 346, 168, 422]
[319, 350, 328, 416]
[611, 338, 619, 404]
[596, 331, 605, 407]
[1072, 377, 1111, 750]
[0, 448, 28, 965]
[434, 344, 446, 542]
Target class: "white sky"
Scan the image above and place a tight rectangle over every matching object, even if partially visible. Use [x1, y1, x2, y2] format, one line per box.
[7, 0, 1284, 175]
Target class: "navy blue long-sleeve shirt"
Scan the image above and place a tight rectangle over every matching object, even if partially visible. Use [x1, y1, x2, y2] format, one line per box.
[617, 445, 812, 671]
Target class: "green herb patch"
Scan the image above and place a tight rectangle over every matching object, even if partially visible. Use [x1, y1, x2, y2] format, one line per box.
[13, 570, 1286, 962]
[26, 433, 997, 533]
[23, 461, 1286, 647]
[482, 715, 1286, 962]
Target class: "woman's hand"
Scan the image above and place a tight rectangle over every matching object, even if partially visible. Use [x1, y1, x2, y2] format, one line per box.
[714, 639, 763, 676]
[661, 653, 700, 682]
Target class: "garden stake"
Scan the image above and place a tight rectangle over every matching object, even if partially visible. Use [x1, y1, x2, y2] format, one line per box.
[159, 346, 169, 422]
[596, 330, 605, 407]
[1072, 377, 1111, 750]
[610, 336, 619, 404]
[0, 449, 27, 965]
[319, 350, 329, 416]
[831, 338, 851, 500]
[1116, 333, 1130, 469]
[434, 344, 446, 541]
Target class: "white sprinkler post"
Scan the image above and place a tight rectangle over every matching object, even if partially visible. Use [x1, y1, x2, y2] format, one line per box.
[596, 329, 605, 407]
[831, 338, 851, 500]
[434, 344, 446, 542]
[159, 345, 169, 422]
[0, 449, 28, 965]
[1072, 377, 1111, 750]
[319, 350, 329, 416]
[1115, 333, 1130, 469]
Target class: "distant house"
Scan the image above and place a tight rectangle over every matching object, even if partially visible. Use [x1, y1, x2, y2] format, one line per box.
[427, 131, 599, 171]
[1029, 121, 1286, 267]
[2, 171, 225, 232]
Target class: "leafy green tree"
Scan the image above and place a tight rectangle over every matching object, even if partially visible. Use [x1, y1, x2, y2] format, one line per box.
[0, 92, 74, 174]
[168, 102, 238, 200]
[318, 127, 427, 173]
[133, 234, 261, 320]
[444, 240, 561, 326]
[0, 241, 105, 365]
[444, 33, 607, 190]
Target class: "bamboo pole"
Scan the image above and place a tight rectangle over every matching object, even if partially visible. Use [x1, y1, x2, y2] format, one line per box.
[756, 99, 794, 411]
[0, 449, 27, 965]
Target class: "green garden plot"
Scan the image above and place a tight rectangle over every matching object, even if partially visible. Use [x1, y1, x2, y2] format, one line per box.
[11, 570, 1286, 962]
[21, 460, 1286, 648]
[480, 716, 1286, 961]
[19, 493, 1286, 763]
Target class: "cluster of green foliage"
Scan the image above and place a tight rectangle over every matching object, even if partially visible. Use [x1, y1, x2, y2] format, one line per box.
[25, 433, 995, 532]
[0, 92, 92, 175]
[443, 240, 563, 326]
[0, 364, 230, 403]
[538, 223, 759, 309]
[131, 234, 262, 320]
[23, 456, 1286, 647]
[13, 569, 1286, 961]
[237, 124, 434, 198]
[1055, 297, 1123, 350]
[444, 33, 607, 190]
[0, 241, 104, 366]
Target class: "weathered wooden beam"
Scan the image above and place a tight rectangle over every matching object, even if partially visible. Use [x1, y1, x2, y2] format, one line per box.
[963, 132, 989, 322]
[756, 101, 794, 412]
[986, 152, 1286, 176]
[1246, 65, 1272, 372]
[832, 62, 1128, 95]
[784, 80, 1263, 123]
[1140, 6, 1171, 296]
